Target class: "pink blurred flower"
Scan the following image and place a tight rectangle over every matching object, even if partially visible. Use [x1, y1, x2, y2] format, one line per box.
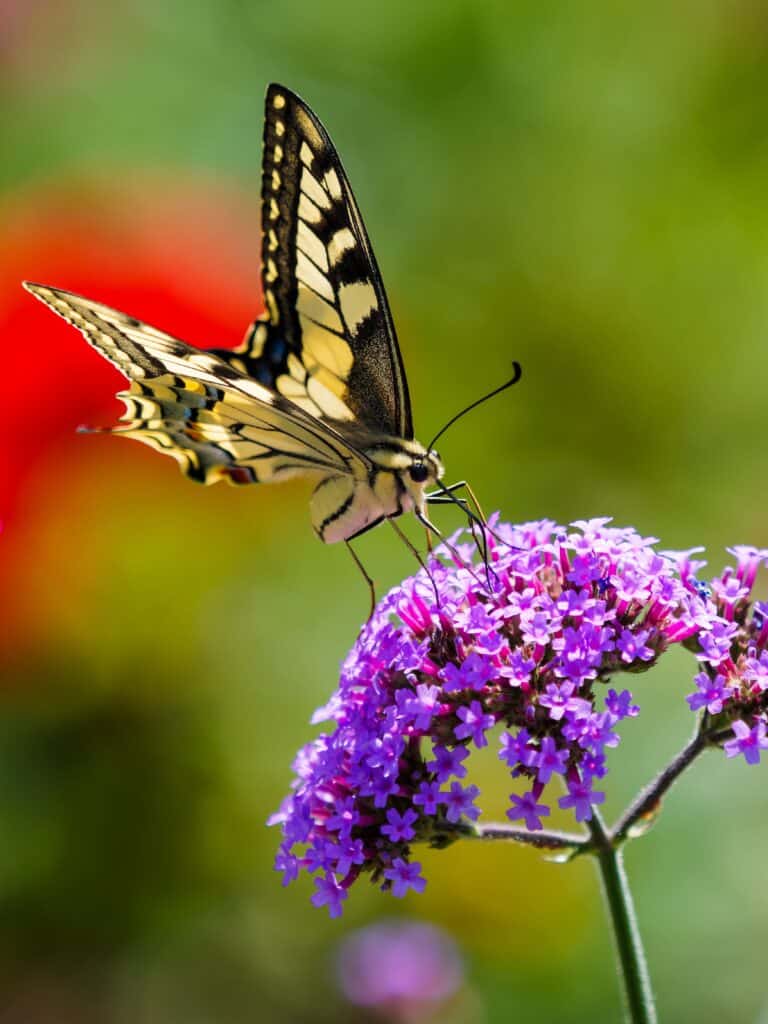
[337, 919, 463, 1021]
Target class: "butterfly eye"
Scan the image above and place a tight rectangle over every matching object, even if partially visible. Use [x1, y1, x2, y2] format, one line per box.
[409, 463, 430, 484]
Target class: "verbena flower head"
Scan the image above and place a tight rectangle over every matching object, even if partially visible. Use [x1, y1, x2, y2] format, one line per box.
[337, 919, 463, 1016]
[674, 545, 768, 763]
[271, 516, 710, 915]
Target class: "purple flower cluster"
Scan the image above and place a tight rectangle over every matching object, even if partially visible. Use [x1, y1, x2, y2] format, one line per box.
[271, 517, 715, 915]
[674, 545, 768, 764]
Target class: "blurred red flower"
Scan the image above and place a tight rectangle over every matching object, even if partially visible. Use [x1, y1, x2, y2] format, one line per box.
[0, 175, 261, 658]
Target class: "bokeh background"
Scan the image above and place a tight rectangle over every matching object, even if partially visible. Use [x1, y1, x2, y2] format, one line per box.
[2, 2, 768, 1021]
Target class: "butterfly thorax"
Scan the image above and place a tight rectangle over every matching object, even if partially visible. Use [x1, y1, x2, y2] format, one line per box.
[310, 434, 443, 544]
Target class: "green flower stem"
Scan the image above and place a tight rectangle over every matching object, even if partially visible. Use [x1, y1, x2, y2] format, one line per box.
[474, 823, 587, 850]
[435, 820, 587, 850]
[450, 714, 738, 1020]
[587, 811, 657, 1024]
[611, 721, 712, 845]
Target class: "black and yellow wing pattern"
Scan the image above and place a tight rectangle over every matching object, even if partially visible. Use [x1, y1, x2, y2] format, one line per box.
[22, 282, 370, 488]
[210, 84, 412, 439]
[24, 84, 444, 544]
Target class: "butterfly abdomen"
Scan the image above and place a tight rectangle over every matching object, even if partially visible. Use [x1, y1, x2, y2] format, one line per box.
[310, 464, 407, 543]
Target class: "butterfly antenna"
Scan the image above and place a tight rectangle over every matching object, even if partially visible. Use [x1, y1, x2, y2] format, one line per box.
[427, 362, 522, 452]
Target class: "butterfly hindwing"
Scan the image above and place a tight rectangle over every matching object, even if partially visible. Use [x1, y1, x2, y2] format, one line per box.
[210, 84, 413, 439]
[23, 282, 369, 486]
[116, 375, 370, 486]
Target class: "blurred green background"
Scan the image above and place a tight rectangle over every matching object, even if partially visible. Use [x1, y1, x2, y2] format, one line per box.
[2, 2, 768, 1021]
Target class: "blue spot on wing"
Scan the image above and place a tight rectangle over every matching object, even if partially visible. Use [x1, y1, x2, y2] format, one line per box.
[267, 337, 288, 364]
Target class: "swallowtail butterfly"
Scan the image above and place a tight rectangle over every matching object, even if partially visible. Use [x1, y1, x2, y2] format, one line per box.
[25, 84, 447, 545]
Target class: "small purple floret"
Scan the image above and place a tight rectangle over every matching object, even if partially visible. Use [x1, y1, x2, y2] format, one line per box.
[507, 790, 551, 831]
[534, 737, 570, 784]
[454, 700, 496, 747]
[381, 807, 418, 842]
[384, 858, 427, 898]
[311, 873, 348, 918]
[558, 777, 606, 822]
[686, 672, 733, 715]
[428, 744, 469, 782]
[413, 780, 442, 814]
[443, 781, 481, 823]
[724, 719, 768, 765]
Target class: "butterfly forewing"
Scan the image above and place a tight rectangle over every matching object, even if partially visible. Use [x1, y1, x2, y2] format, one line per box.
[211, 84, 413, 439]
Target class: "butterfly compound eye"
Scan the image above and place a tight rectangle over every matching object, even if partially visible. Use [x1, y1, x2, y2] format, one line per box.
[409, 463, 430, 483]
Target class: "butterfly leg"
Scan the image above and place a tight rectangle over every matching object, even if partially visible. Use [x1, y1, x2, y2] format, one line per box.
[450, 482, 492, 576]
[345, 540, 376, 620]
[424, 525, 434, 554]
[418, 503, 497, 593]
[426, 480, 487, 523]
[389, 519, 440, 608]
[458, 480, 487, 524]
[424, 495, 470, 509]
[425, 481, 487, 558]
[426, 479, 464, 496]
[426, 479, 505, 556]
[423, 496, 475, 555]
[415, 511, 489, 587]
[414, 511, 442, 540]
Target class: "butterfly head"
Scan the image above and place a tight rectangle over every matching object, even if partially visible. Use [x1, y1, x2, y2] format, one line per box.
[406, 450, 442, 483]
[364, 437, 443, 511]
[402, 447, 444, 503]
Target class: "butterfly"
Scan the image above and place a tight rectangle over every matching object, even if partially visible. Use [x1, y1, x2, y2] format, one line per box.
[25, 84, 448, 550]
